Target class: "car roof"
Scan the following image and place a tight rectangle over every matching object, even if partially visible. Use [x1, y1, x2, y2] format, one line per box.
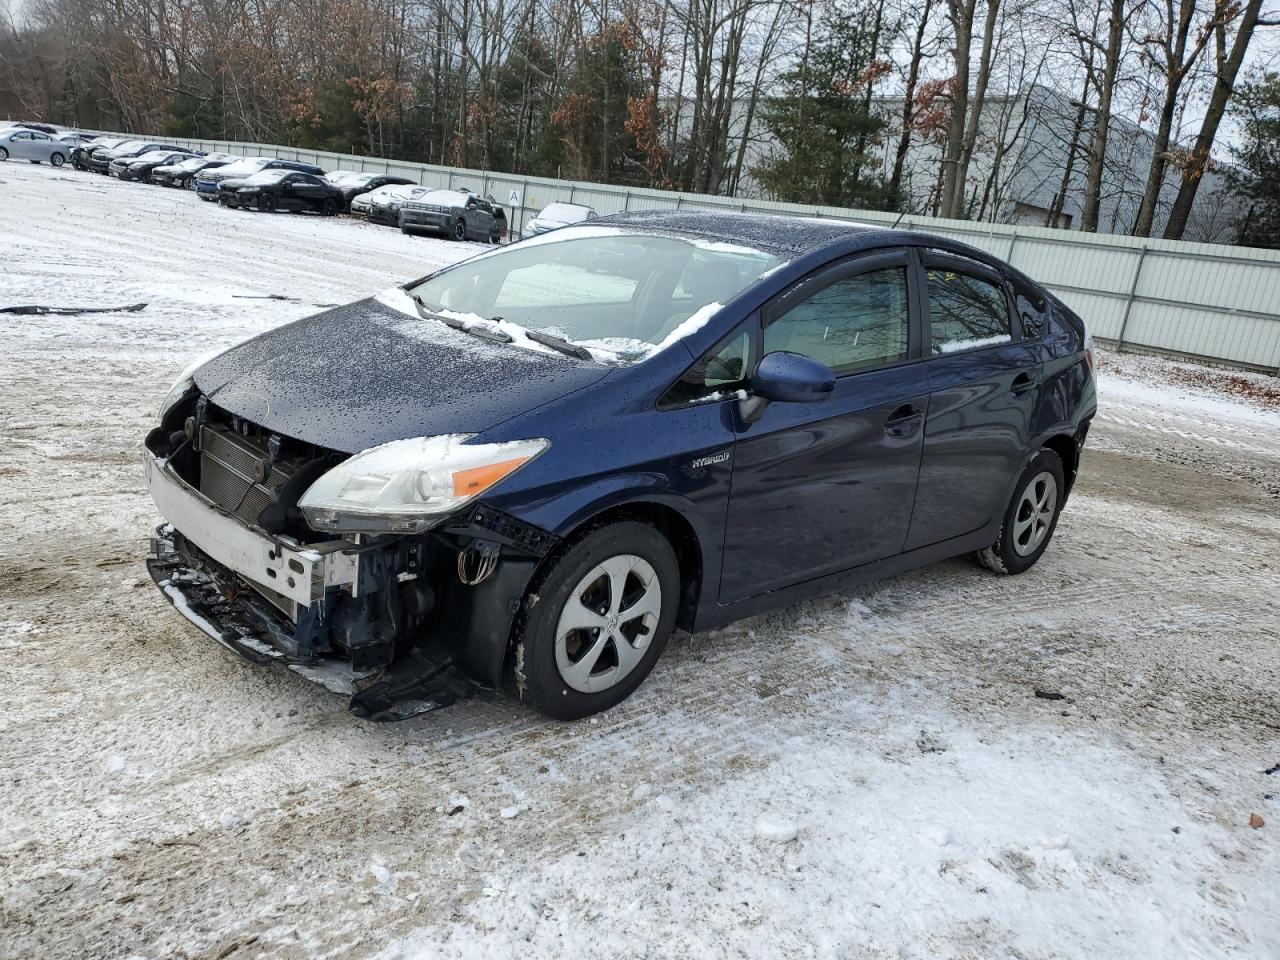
[598, 210, 886, 258]
[595, 210, 1019, 275]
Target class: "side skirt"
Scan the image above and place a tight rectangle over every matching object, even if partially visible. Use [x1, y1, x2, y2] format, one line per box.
[695, 523, 999, 631]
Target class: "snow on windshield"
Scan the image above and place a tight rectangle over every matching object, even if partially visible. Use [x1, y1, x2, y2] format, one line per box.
[242, 169, 294, 185]
[419, 189, 474, 206]
[400, 226, 782, 365]
[369, 184, 423, 201]
[216, 158, 271, 176]
[537, 203, 592, 223]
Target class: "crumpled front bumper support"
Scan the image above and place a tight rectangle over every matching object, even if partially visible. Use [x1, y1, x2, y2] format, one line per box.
[147, 525, 483, 721]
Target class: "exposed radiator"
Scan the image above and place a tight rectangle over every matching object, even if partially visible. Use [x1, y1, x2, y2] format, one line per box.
[199, 426, 295, 527]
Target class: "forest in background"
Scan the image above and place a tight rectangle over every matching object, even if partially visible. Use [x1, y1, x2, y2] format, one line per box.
[1, 0, 1277, 243]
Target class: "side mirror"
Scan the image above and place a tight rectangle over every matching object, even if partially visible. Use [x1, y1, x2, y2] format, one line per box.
[750, 351, 835, 403]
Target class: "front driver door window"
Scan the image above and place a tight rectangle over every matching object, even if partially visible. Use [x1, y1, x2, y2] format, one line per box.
[719, 251, 930, 603]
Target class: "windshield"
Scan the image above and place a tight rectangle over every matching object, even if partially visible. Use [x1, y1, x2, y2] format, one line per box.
[216, 158, 271, 176]
[538, 203, 591, 224]
[406, 226, 782, 362]
[243, 170, 292, 185]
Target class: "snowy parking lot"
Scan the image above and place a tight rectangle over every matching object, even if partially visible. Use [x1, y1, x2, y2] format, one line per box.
[1, 161, 1278, 959]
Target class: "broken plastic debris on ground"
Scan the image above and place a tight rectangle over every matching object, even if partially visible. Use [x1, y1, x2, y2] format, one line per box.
[1, 162, 1278, 960]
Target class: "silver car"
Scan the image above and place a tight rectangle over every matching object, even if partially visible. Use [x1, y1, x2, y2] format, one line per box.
[521, 201, 599, 239]
[0, 128, 72, 166]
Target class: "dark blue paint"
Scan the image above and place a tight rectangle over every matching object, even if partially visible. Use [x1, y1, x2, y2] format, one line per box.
[751, 351, 836, 403]
[187, 213, 1097, 674]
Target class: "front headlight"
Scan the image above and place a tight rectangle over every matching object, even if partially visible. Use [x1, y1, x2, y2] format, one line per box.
[298, 435, 549, 534]
[159, 345, 231, 420]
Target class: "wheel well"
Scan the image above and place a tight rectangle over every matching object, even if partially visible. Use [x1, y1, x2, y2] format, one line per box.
[1042, 434, 1078, 496]
[551, 502, 703, 631]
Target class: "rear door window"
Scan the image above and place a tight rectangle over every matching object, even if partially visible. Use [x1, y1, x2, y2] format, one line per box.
[926, 270, 1013, 354]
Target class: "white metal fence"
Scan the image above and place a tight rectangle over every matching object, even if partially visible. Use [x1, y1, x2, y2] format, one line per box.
[158, 135, 1280, 374]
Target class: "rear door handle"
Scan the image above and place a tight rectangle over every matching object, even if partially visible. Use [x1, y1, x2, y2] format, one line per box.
[884, 403, 923, 438]
[1011, 372, 1040, 395]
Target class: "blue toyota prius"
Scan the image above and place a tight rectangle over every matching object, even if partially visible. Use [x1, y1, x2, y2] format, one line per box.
[144, 211, 1097, 720]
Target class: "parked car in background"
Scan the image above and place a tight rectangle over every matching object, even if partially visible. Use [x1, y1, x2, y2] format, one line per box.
[150, 153, 237, 189]
[13, 121, 60, 135]
[0, 128, 73, 166]
[361, 183, 428, 225]
[56, 132, 96, 148]
[328, 173, 416, 211]
[142, 212, 1096, 721]
[222, 170, 345, 214]
[195, 157, 324, 201]
[521, 202, 598, 239]
[400, 189, 506, 242]
[111, 149, 196, 182]
[71, 136, 126, 170]
[90, 140, 191, 174]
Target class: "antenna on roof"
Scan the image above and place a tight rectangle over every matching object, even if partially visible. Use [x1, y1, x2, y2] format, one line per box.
[891, 209, 907, 229]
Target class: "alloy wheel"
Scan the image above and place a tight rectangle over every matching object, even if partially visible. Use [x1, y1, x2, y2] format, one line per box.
[453, 218, 466, 240]
[554, 554, 662, 693]
[1012, 471, 1057, 556]
[51, 153, 64, 166]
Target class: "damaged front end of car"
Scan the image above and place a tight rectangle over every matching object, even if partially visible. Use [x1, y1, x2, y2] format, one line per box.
[144, 391, 558, 721]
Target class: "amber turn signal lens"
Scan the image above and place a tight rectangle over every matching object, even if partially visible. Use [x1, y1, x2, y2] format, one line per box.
[451, 456, 532, 497]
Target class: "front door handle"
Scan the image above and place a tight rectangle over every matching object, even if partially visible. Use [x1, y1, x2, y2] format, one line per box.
[1011, 372, 1040, 395]
[884, 403, 923, 438]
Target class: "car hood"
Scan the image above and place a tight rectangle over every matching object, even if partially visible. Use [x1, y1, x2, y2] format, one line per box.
[193, 295, 610, 453]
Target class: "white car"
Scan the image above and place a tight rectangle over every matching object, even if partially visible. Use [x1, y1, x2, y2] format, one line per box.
[521, 202, 598, 239]
[356, 183, 429, 224]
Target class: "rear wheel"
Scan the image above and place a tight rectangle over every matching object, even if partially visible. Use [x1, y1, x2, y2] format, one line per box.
[516, 521, 678, 720]
[974, 449, 1065, 575]
[50, 152, 65, 167]
[0, 147, 9, 161]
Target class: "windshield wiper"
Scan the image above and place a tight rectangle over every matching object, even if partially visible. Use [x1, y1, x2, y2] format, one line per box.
[525, 329, 594, 360]
[411, 296, 512, 343]
[411, 295, 466, 330]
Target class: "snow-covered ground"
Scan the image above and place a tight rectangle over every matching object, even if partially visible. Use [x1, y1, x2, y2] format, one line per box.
[1, 161, 1278, 960]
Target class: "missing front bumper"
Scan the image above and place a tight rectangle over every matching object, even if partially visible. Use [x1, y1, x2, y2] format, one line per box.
[147, 526, 481, 720]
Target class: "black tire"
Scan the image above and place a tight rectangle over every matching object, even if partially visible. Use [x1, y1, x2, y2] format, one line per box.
[488, 230, 501, 244]
[400, 224, 416, 235]
[0, 147, 9, 161]
[516, 520, 679, 720]
[321, 198, 337, 216]
[451, 217, 467, 241]
[974, 448, 1065, 575]
[50, 152, 65, 167]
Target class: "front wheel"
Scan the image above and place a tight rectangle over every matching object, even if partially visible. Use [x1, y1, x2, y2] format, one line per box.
[516, 521, 679, 720]
[321, 198, 337, 216]
[451, 217, 467, 241]
[0, 147, 9, 161]
[50, 152, 65, 167]
[974, 449, 1065, 575]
